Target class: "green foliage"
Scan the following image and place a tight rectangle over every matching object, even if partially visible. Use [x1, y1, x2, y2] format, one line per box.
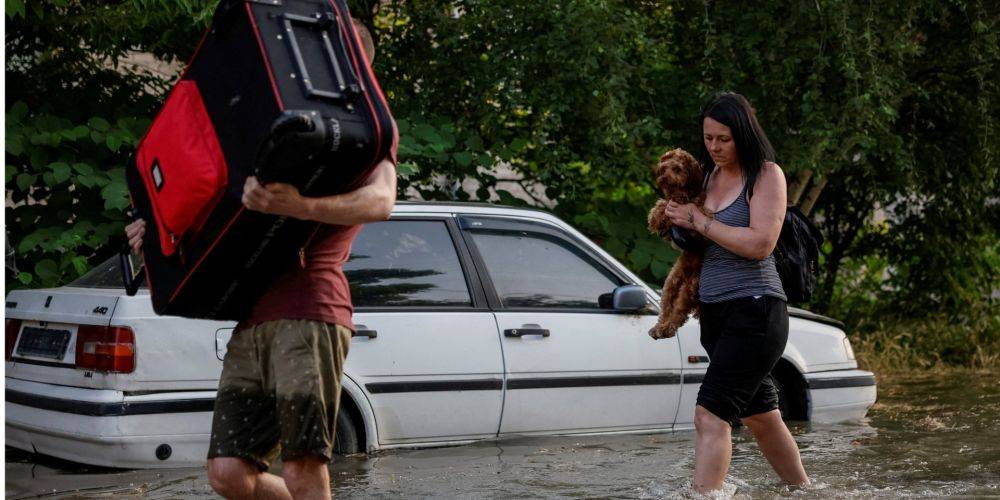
[5, 0, 216, 287]
[5, 0, 997, 367]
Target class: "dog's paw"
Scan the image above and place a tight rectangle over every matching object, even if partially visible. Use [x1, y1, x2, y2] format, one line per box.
[648, 323, 678, 340]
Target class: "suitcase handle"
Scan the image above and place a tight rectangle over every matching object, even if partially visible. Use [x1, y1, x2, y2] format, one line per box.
[280, 11, 362, 102]
[120, 243, 146, 297]
[254, 110, 328, 184]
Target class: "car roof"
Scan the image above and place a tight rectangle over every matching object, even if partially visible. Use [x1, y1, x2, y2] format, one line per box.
[391, 201, 562, 222]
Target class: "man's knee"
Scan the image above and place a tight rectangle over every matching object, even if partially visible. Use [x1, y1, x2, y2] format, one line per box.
[695, 405, 731, 437]
[282, 455, 330, 497]
[207, 457, 257, 498]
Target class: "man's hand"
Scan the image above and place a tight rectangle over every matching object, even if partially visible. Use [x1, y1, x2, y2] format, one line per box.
[125, 219, 146, 258]
[242, 176, 311, 220]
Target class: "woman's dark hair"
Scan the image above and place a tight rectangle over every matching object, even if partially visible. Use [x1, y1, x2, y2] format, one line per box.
[698, 92, 775, 199]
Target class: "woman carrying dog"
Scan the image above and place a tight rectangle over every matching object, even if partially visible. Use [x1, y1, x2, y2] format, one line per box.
[664, 92, 810, 493]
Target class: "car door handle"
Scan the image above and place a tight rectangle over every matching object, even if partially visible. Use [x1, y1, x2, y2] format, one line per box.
[504, 328, 550, 338]
[353, 325, 377, 339]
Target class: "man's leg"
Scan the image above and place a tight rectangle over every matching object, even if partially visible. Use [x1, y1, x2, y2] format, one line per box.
[282, 456, 332, 500]
[207, 457, 292, 500]
[269, 321, 352, 498]
[693, 404, 733, 493]
[208, 323, 284, 498]
[740, 409, 810, 486]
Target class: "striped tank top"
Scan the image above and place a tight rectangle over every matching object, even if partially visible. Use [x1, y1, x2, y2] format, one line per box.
[699, 176, 787, 303]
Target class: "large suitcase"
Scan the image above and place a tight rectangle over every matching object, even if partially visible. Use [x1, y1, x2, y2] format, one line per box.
[124, 0, 396, 320]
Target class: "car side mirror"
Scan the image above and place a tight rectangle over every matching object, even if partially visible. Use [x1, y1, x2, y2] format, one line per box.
[598, 285, 649, 312]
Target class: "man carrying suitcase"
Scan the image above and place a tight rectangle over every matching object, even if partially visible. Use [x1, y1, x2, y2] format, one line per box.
[125, 21, 396, 500]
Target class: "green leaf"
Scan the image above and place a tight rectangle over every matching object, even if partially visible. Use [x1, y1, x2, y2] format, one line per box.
[477, 154, 493, 167]
[17, 272, 32, 285]
[42, 172, 56, 186]
[6, 0, 26, 18]
[413, 123, 442, 144]
[106, 134, 122, 152]
[71, 256, 89, 275]
[76, 174, 98, 188]
[495, 189, 520, 206]
[100, 181, 130, 210]
[5, 165, 15, 183]
[61, 125, 90, 140]
[15, 173, 36, 190]
[5, 135, 24, 156]
[629, 249, 652, 270]
[29, 148, 49, 168]
[453, 151, 473, 167]
[604, 237, 627, 258]
[49, 162, 71, 183]
[397, 162, 420, 177]
[30, 132, 52, 145]
[34, 259, 60, 283]
[8, 100, 28, 120]
[650, 258, 671, 279]
[72, 162, 95, 176]
[88, 117, 111, 132]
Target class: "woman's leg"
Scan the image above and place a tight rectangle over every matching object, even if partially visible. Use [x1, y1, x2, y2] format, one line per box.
[740, 409, 810, 486]
[693, 405, 732, 493]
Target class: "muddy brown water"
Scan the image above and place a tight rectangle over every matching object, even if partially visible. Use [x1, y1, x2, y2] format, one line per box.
[5, 371, 999, 498]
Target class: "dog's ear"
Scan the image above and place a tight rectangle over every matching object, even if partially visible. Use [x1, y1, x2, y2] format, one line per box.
[685, 155, 704, 194]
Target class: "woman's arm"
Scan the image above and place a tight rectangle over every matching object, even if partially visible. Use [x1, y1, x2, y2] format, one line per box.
[242, 158, 397, 225]
[666, 162, 786, 261]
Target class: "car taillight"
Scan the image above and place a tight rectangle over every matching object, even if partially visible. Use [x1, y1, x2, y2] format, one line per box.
[6, 318, 23, 360]
[76, 325, 135, 373]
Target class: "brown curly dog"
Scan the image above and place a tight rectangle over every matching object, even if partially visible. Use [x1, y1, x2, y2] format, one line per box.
[647, 148, 708, 339]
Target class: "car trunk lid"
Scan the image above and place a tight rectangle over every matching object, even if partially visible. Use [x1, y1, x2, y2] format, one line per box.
[5, 287, 127, 389]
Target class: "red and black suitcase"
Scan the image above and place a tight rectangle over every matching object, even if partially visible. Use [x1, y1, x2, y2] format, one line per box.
[124, 0, 395, 320]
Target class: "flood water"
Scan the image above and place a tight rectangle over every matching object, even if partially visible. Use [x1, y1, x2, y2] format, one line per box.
[6, 371, 999, 498]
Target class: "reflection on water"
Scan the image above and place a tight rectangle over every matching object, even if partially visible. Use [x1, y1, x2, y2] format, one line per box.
[6, 371, 999, 498]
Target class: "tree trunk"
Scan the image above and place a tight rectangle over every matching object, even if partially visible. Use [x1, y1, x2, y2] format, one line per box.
[788, 169, 813, 206]
[799, 176, 828, 216]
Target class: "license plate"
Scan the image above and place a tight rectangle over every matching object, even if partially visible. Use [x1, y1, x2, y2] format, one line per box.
[16, 326, 72, 360]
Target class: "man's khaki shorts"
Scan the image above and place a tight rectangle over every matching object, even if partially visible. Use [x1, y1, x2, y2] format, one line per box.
[207, 319, 352, 470]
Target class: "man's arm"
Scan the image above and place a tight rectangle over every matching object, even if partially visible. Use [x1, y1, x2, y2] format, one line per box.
[242, 158, 397, 225]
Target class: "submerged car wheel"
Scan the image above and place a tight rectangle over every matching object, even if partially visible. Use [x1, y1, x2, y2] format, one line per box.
[333, 409, 360, 455]
[773, 361, 808, 421]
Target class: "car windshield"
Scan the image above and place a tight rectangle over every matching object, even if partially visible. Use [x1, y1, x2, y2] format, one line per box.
[68, 256, 142, 289]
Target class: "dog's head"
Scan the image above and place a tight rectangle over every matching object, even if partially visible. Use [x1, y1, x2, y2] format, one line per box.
[654, 148, 703, 197]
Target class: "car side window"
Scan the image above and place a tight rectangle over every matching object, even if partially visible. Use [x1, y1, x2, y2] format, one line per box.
[467, 228, 623, 309]
[345, 220, 472, 307]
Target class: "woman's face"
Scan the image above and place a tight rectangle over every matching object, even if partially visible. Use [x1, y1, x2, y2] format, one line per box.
[703, 116, 738, 169]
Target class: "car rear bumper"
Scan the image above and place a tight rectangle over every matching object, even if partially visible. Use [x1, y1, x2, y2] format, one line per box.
[5, 378, 215, 468]
[805, 369, 877, 423]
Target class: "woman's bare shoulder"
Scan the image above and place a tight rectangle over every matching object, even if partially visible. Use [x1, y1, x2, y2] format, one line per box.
[760, 161, 786, 184]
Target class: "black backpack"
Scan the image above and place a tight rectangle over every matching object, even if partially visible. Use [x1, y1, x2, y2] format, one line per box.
[774, 206, 824, 304]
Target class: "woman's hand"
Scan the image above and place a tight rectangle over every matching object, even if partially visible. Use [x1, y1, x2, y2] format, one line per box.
[665, 200, 707, 232]
[242, 176, 312, 220]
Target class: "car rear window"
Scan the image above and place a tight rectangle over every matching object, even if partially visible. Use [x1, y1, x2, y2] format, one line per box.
[69, 256, 140, 289]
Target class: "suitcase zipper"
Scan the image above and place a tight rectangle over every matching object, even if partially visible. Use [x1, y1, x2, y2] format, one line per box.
[299, 224, 322, 268]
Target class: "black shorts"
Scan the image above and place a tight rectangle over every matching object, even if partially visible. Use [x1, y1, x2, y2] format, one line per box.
[696, 295, 789, 426]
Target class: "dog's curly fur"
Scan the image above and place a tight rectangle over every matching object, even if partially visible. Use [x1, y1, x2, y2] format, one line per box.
[647, 148, 707, 339]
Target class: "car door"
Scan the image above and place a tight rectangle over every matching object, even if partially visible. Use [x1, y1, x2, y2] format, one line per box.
[459, 215, 683, 435]
[344, 217, 504, 446]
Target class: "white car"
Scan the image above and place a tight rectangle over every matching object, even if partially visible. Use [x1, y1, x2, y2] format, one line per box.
[5, 202, 876, 468]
